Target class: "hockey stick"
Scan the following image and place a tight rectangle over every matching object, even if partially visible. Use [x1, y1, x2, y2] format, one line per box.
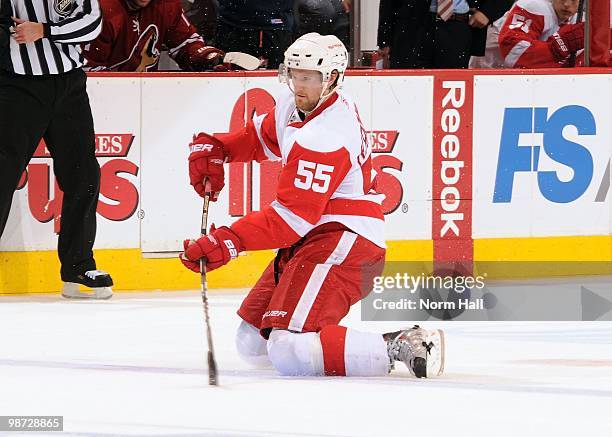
[223, 52, 262, 71]
[568, 0, 586, 67]
[200, 178, 218, 386]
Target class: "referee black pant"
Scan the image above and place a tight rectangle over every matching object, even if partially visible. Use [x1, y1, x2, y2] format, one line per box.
[0, 68, 100, 280]
[390, 14, 473, 69]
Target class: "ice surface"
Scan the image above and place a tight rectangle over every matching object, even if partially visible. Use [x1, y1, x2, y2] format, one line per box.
[1, 290, 611, 436]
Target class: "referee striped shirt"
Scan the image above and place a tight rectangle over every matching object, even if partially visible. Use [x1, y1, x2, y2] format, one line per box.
[0, 0, 102, 75]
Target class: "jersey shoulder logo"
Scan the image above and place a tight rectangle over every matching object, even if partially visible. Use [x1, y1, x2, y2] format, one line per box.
[53, 0, 75, 17]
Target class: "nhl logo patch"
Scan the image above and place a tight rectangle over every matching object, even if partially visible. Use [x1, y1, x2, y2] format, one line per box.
[53, 0, 75, 17]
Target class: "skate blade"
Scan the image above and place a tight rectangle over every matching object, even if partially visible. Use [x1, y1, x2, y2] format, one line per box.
[61, 283, 113, 300]
[427, 329, 445, 377]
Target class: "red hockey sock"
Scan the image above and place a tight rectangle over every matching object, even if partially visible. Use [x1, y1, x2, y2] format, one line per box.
[319, 325, 348, 376]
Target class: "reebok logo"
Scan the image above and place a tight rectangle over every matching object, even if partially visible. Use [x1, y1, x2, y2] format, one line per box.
[438, 81, 467, 238]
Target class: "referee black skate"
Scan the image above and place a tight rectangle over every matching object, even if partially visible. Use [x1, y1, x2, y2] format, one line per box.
[0, 0, 113, 299]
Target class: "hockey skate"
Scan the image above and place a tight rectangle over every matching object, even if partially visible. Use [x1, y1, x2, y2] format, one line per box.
[385, 325, 445, 378]
[61, 270, 113, 300]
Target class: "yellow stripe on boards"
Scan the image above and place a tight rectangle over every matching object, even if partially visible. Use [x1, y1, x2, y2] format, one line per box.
[473, 236, 612, 279]
[1, 236, 610, 294]
[0, 249, 276, 294]
[474, 235, 612, 261]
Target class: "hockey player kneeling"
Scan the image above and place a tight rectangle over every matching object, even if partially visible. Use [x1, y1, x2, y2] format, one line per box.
[181, 33, 445, 378]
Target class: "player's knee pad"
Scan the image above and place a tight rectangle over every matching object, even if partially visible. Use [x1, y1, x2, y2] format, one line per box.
[235, 320, 272, 368]
[266, 329, 324, 376]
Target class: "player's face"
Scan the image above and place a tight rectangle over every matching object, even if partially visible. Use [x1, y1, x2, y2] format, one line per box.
[552, 0, 579, 21]
[289, 69, 325, 112]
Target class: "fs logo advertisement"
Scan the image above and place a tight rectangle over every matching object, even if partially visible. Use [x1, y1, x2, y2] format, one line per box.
[16, 135, 139, 233]
[494, 105, 609, 204]
[225, 88, 403, 217]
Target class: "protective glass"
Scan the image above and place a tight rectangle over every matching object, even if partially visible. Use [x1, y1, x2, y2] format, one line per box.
[278, 64, 324, 92]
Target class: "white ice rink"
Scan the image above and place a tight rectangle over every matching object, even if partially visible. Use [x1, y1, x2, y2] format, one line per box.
[1, 290, 611, 437]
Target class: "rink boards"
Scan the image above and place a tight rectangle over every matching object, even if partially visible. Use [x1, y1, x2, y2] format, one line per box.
[1, 69, 611, 293]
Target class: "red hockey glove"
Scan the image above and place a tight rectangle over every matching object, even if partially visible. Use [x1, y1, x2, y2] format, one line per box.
[188, 132, 225, 200]
[550, 22, 584, 61]
[180, 226, 243, 272]
[188, 46, 225, 71]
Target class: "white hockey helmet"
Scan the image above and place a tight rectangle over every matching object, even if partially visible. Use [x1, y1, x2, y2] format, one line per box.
[279, 33, 349, 89]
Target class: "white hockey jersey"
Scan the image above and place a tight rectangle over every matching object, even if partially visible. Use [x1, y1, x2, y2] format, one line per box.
[498, 0, 578, 68]
[218, 88, 386, 250]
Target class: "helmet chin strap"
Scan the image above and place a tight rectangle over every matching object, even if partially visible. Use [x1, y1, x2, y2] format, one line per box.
[300, 83, 337, 117]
